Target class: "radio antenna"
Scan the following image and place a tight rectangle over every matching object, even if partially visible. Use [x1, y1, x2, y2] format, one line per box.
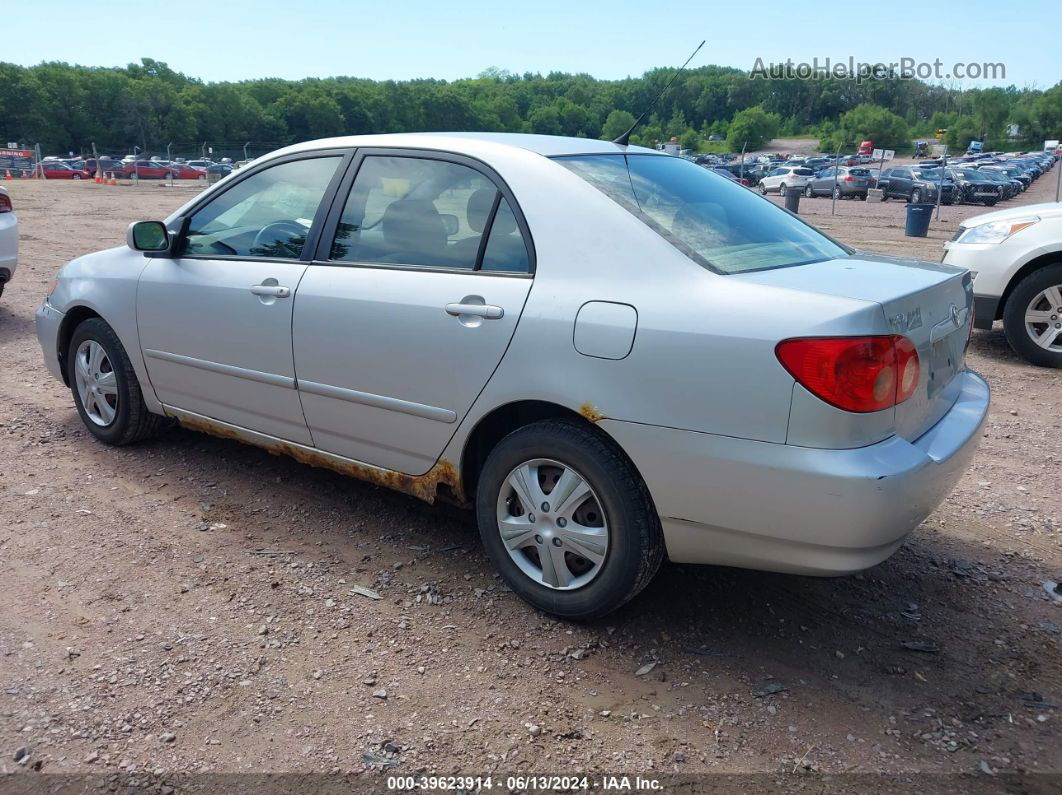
[613, 40, 706, 147]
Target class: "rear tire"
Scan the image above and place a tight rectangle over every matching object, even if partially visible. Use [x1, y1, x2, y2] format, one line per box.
[1002, 264, 1062, 368]
[833, 186, 842, 200]
[475, 419, 663, 620]
[759, 182, 767, 195]
[67, 318, 169, 444]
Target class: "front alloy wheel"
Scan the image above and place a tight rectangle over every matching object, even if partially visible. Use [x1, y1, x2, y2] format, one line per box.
[1003, 265, 1062, 368]
[778, 183, 788, 196]
[73, 340, 118, 426]
[804, 185, 814, 198]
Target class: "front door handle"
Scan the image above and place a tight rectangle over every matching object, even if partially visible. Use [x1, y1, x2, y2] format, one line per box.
[250, 284, 290, 298]
[445, 302, 504, 320]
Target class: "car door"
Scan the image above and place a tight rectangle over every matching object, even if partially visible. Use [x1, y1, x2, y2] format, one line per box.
[891, 167, 912, 198]
[137, 151, 348, 444]
[291, 150, 534, 475]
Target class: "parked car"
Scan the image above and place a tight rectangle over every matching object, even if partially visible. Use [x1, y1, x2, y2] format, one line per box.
[945, 168, 1002, 206]
[803, 157, 830, 172]
[123, 161, 175, 179]
[803, 166, 874, 199]
[710, 166, 741, 183]
[169, 163, 207, 180]
[980, 164, 1030, 190]
[876, 166, 956, 204]
[757, 165, 815, 196]
[84, 158, 124, 176]
[0, 186, 15, 298]
[944, 203, 1062, 367]
[35, 132, 989, 619]
[40, 161, 93, 180]
[975, 168, 1020, 200]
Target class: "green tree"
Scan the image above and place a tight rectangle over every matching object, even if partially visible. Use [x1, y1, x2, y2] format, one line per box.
[600, 109, 636, 141]
[834, 103, 910, 151]
[725, 105, 780, 151]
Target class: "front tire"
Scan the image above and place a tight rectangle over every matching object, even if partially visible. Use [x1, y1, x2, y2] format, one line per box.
[778, 183, 788, 197]
[67, 318, 168, 444]
[475, 419, 663, 620]
[804, 185, 814, 198]
[1002, 265, 1062, 368]
[910, 188, 921, 203]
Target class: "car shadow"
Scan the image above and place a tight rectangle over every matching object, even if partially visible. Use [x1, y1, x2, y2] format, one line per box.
[968, 325, 1023, 365]
[59, 414, 1060, 743]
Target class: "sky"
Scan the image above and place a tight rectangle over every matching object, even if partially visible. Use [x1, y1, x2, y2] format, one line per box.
[14, 0, 1058, 88]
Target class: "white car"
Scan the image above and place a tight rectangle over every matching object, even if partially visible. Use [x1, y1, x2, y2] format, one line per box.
[0, 186, 16, 297]
[758, 166, 815, 196]
[943, 202, 1062, 367]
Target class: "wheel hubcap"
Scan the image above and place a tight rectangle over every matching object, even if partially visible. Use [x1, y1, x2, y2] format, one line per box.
[74, 340, 118, 426]
[1024, 285, 1062, 352]
[496, 458, 609, 591]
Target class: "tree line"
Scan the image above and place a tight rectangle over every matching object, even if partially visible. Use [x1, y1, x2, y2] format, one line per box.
[1, 58, 1059, 157]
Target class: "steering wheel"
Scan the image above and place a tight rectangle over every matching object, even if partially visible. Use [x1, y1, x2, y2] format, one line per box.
[252, 221, 307, 254]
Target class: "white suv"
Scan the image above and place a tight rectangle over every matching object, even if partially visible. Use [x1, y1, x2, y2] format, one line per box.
[758, 166, 815, 196]
[943, 201, 1062, 367]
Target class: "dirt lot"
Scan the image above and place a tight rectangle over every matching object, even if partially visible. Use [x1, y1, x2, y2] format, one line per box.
[1, 171, 1060, 791]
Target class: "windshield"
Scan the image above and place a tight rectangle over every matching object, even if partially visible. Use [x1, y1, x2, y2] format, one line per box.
[948, 169, 979, 180]
[556, 154, 849, 274]
[914, 169, 945, 180]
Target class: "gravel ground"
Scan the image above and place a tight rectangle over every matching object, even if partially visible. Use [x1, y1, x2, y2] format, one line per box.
[0, 172, 1059, 791]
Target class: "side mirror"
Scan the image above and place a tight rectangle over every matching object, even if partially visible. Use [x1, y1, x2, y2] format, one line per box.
[128, 221, 169, 252]
[439, 214, 459, 237]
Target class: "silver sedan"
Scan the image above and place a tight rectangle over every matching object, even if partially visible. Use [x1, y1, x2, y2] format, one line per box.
[36, 133, 990, 619]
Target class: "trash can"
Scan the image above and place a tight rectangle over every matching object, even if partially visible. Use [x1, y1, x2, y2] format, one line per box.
[784, 191, 800, 213]
[905, 203, 934, 237]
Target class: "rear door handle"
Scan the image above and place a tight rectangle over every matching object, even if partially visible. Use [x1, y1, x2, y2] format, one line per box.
[250, 284, 290, 298]
[445, 302, 504, 319]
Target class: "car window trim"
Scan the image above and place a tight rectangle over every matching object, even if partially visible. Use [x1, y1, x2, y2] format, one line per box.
[312, 147, 536, 276]
[170, 148, 355, 263]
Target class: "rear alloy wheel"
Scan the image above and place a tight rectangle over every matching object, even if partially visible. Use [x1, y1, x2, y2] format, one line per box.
[476, 419, 663, 620]
[72, 175, 82, 180]
[759, 182, 767, 195]
[778, 183, 788, 197]
[833, 186, 842, 200]
[68, 318, 169, 444]
[1003, 265, 1062, 368]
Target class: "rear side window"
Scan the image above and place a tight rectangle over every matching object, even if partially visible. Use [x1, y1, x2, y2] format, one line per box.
[793, 168, 814, 176]
[329, 155, 530, 273]
[556, 154, 848, 274]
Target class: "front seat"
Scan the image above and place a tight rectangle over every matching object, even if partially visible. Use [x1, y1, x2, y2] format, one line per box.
[379, 199, 448, 265]
[449, 188, 496, 266]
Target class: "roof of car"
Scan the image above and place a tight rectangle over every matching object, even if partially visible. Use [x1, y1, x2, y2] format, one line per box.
[273, 132, 662, 160]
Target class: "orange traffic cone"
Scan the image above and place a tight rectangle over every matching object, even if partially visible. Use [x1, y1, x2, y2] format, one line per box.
[109, 173, 117, 186]
[94, 173, 102, 184]
[3, 170, 11, 180]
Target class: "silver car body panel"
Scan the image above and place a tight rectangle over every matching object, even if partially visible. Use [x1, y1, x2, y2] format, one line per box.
[137, 256, 313, 445]
[0, 187, 17, 286]
[36, 132, 990, 575]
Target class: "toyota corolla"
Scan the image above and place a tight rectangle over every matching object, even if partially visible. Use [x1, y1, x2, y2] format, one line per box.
[36, 133, 989, 619]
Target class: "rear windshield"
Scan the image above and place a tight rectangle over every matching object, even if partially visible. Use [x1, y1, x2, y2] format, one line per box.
[555, 154, 848, 274]
[848, 168, 870, 176]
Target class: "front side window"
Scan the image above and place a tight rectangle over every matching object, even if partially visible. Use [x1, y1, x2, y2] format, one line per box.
[180, 156, 341, 259]
[330, 155, 529, 272]
[556, 154, 848, 275]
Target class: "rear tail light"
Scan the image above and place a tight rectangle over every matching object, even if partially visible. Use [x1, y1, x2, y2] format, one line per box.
[844, 176, 855, 182]
[0, 193, 11, 213]
[776, 335, 920, 413]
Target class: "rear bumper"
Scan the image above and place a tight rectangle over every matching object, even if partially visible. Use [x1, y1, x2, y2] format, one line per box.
[36, 298, 66, 382]
[601, 369, 990, 575]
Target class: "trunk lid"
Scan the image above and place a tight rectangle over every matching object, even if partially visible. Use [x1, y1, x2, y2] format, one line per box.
[738, 254, 974, 441]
